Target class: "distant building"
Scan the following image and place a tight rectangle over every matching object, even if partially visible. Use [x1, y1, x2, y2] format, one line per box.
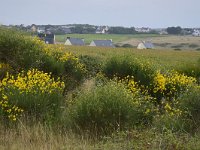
[65, 37, 85, 46]
[192, 29, 200, 36]
[96, 26, 109, 34]
[135, 27, 151, 33]
[90, 40, 114, 47]
[37, 33, 55, 44]
[62, 28, 72, 34]
[37, 26, 45, 33]
[137, 41, 154, 49]
[45, 34, 55, 44]
[30, 24, 37, 32]
[159, 30, 168, 35]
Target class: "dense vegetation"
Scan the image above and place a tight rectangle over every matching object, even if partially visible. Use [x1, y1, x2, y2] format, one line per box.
[1, 27, 200, 149]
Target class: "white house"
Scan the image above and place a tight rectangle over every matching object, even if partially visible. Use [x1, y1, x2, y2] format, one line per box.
[192, 29, 200, 36]
[137, 41, 154, 49]
[65, 37, 85, 46]
[96, 26, 109, 34]
[135, 27, 151, 33]
[37, 27, 45, 33]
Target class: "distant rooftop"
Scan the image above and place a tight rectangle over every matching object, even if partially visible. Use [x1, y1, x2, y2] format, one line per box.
[65, 37, 85, 46]
[90, 40, 114, 47]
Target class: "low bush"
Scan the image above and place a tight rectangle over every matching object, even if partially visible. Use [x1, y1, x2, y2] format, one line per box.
[0, 28, 45, 71]
[79, 55, 102, 77]
[103, 56, 157, 87]
[68, 81, 155, 134]
[121, 44, 134, 48]
[178, 86, 200, 131]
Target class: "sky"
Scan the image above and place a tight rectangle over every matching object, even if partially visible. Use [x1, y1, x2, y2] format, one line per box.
[0, 0, 199, 28]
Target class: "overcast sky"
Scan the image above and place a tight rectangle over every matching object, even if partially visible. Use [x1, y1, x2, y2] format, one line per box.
[0, 0, 199, 28]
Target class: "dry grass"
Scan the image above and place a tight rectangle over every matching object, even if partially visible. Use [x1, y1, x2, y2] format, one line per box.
[1, 123, 200, 150]
[121, 35, 200, 50]
[0, 123, 94, 150]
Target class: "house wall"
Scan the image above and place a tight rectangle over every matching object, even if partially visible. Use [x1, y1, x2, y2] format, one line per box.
[137, 43, 146, 49]
[89, 41, 96, 46]
[65, 40, 72, 45]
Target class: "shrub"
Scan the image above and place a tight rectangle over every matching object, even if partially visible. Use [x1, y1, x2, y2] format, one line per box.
[121, 44, 134, 48]
[0, 63, 13, 80]
[103, 56, 157, 86]
[79, 55, 102, 77]
[0, 69, 65, 123]
[189, 44, 199, 48]
[68, 81, 155, 134]
[0, 28, 45, 71]
[152, 70, 196, 102]
[178, 86, 200, 131]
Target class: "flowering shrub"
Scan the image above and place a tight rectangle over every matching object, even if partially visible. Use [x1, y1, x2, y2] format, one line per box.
[0, 94, 23, 121]
[0, 69, 65, 122]
[0, 63, 13, 80]
[153, 70, 196, 101]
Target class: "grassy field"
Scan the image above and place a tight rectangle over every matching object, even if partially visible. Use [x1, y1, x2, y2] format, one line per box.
[63, 45, 200, 70]
[56, 34, 200, 50]
[56, 34, 163, 44]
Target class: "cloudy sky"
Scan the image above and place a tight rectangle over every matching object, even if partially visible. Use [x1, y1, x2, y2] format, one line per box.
[0, 0, 199, 28]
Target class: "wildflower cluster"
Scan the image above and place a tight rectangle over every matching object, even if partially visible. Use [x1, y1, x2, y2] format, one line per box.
[0, 69, 65, 121]
[0, 63, 12, 79]
[115, 76, 157, 117]
[153, 70, 196, 98]
[0, 94, 23, 121]
[1, 69, 65, 94]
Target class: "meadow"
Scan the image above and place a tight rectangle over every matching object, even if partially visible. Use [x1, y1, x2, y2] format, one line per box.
[56, 33, 200, 50]
[56, 33, 163, 44]
[1, 28, 200, 149]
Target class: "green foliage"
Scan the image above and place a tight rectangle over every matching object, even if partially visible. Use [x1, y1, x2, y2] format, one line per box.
[103, 56, 157, 86]
[79, 55, 102, 77]
[0, 27, 44, 71]
[68, 81, 154, 134]
[121, 44, 134, 48]
[108, 27, 136, 34]
[167, 26, 182, 35]
[179, 86, 200, 130]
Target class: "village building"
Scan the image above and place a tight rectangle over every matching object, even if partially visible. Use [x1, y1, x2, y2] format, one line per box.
[135, 27, 151, 33]
[64, 37, 85, 46]
[192, 29, 200, 36]
[30, 24, 37, 32]
[37, 33, 55, 44]
[90, 40, 114, 47]
[137, 41, 154, 49]
[37, 26, 45, 33]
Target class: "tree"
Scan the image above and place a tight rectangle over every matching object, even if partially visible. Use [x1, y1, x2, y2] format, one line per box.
[167, 26, 182, 34]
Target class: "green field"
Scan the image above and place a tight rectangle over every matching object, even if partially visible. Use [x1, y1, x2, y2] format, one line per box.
[56, 33, 163, 44]
[63, 45, 200, 70]
[56, 34, 200, 50]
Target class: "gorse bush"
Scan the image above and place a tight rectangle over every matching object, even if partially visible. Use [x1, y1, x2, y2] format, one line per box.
[0, 28, 45, 71]
[152, 70, 196, 102]
[68, 81, 155, 134]
[0, 63, 13, 80]
[103, 56, 157, 87]
[0, 28, 86, 91]
[0, 69, 65, 122]
[79, 55, 102, 77]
